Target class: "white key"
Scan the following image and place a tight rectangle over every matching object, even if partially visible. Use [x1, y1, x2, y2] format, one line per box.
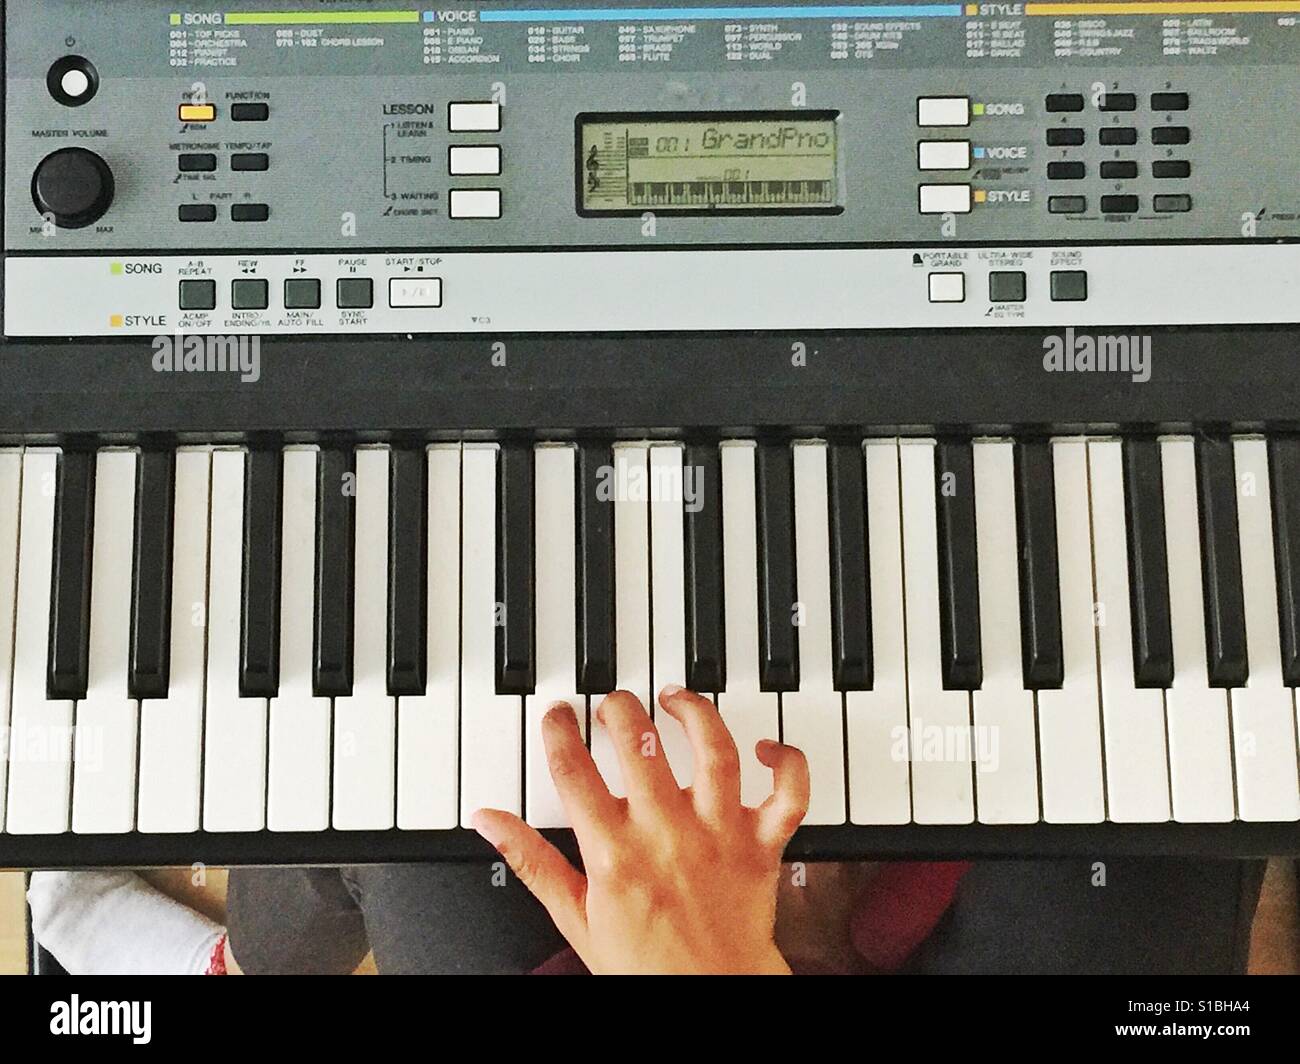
[268, 449, 332, 831]
[333, 449, 397, 830]
[1231, 439, 1300, 821]
[203, 450, 267, 832]
[1037, 440, 1106, 823]
[0, 451, 23, 830]
[783, 442, 846, 825]
[72, 451, 139, 833]
[397, 446, 460, 830]
[848, 441, 911, 826]
[5, 451, 73, 834]
[459, 446, 523, 823]
[719, 444, 780, 807]
[650, 445, 694, 786]
[971, 441, 1040, 824]
[591, 445, 651, 797]
[525, 446, 584, 827]
[1161, 439, 1234, 822]
[1088, 440, 1171, 823]
[137, 450, 210, 833]
[899, 441, 974, 824]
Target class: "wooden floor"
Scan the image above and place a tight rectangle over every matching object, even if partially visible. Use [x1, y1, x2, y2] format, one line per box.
[1, 861, 1295, 975]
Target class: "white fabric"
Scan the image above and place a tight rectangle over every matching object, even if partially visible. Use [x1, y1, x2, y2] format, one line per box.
[27, 870, 224, 975]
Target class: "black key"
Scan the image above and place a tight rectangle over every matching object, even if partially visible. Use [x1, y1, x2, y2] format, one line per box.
[314, 448, 355, 697]
[47, 451, 96, 700]
[1151, 92, 1189, 111]
[128, 450, 175, 700]
[684, 443, 725, 694]
[387, 448, 427, 696]
[1195, 437, 1249, 687]
[576, 443, 616, 693]
[1100, 92, 1137, 112]
[496, 444, 535, 696]
[1013, 441, 1063, 689]
[935, 441, 982, 690]
[1152, 126, 1190, 145]
[828, 442, 872, 691]
[240, 448, 282, 698]
[1267, 437, 1300, 686]
[756, 442, 798, 691]
[1152, 160, 1190, 179]
[1121, 439, 1174, 687]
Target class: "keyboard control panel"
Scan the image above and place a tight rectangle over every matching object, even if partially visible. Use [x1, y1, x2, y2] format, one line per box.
[4, 0, 1299, 334]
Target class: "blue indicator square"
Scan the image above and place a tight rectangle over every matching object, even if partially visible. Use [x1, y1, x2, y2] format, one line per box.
[973, 147, 985, 159]
[423, 10, 436, 21]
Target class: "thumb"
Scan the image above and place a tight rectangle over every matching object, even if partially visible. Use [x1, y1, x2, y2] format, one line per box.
[472, 808, 589, 950]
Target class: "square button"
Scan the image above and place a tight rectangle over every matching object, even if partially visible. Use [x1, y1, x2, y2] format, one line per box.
[449, 101, 501, 132]
[928, 272, 965, 304]
[918, 184, 972, 215]
[178, 204, 217, 222]
[284, 278, 321, 310]
[231, 278, 269, 311]
[449, 145, 502, 176]
[449, 189, 502, 219]
[337, 277, 374, 309]
[179, 279, 216, 311]
[389, 277, 443, 308]
[989, 271, 1027, 303]
[916, 97, 970, 127]
[231, 203, 270, 222]
[232, 102, 270, 121]
[1050, 270, 1088, 302]
[917, 140, 971, 171]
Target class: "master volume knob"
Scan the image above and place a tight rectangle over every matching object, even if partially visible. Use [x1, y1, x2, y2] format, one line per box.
[31, 147, 115, 229]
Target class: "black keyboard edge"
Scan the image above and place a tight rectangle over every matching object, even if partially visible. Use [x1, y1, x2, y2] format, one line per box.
[5, 326, 1300, 440]
[1, 821, 1297, 869]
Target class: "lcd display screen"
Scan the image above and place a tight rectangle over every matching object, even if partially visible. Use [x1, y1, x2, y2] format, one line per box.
[578, 112, 841, 215]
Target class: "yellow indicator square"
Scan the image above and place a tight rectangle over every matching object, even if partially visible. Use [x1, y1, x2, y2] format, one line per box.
[972, 103, 986, 116]
[110, 314, 124, 328]
[110, 262, 123, 276]
[974, 189, 988, 204]
[170, 13, 181, 25]
[966, 3, 979, 13]
[179, 103, 216, 123]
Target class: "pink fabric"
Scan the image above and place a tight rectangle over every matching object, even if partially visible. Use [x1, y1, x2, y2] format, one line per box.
[530, 862, 973, 974]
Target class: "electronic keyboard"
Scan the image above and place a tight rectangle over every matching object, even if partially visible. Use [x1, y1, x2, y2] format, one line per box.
[2, 0, 1299, 867]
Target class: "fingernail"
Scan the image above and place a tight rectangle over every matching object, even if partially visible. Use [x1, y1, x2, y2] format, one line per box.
[469, 810, 502, 847]
[660, 683, 684, 698]
[545, 699, 577, 721]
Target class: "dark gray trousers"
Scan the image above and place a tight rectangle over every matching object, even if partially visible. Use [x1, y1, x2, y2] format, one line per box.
[227, 859, 1267, 975]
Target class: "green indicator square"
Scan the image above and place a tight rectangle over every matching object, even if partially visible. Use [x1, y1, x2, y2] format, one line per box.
[972, 103, 986, 117]
[110, 262, 124, 276]
[170, 13, 181, 25]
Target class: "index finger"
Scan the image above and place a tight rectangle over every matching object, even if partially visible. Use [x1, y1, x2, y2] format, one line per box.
[542, 701, 623, 841]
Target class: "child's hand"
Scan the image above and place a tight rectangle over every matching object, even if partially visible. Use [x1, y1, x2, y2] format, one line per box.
[472, 686, 809, 975]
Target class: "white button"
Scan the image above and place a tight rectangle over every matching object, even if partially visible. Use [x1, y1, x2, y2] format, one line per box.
[449, 145, 502, 176]
[60, 68, 91, 99]
[389, 277, 443, 308]
[449, 102, 501, 132]
[918, 140, 971, 171]
[449, 189, 501, 219]
[928, 272, 965, 303]
[917, 97, 970, 127]
[919, 184, 972, 214]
